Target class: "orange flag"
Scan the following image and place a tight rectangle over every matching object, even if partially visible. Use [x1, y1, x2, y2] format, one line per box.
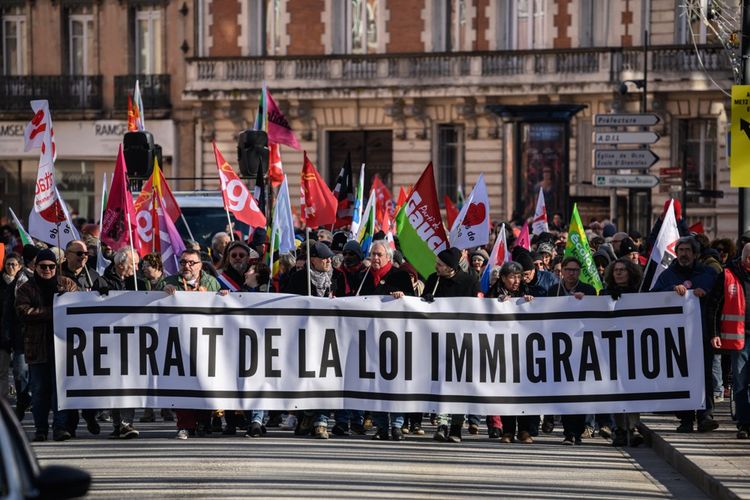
[127, 95, 138, 132]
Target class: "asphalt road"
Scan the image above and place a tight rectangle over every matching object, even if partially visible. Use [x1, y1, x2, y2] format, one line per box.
[28, 416, 707, 499]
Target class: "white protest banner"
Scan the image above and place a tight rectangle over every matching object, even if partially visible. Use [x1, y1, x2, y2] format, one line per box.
[54, 291, 705, 415]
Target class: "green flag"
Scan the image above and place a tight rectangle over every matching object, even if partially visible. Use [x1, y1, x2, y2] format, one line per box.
[395, 163, 448, 278]
[8, 208, 32, 246]
[564, 204, 603, 294]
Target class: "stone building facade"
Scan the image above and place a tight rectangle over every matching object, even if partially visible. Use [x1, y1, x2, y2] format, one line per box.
[0, 0, 738, 237]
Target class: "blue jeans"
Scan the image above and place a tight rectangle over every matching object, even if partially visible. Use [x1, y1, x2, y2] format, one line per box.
[712, 354, 724, 396]
[12, 353, 30, 410]
[334, 409, 364, 427]
[732, 334, 750, 427]
[302, 410, 329, 427]
[28, 362, 74, 435]
[245, 410, 266, 424]
[372, 412, 403, 431]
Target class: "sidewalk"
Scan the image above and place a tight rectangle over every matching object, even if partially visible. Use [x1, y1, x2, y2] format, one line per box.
[641, 401, 750, 499]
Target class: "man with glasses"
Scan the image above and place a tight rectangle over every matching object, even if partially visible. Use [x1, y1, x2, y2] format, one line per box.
[165, 249, 222, 439]
[16, 249, 78, 441]
[550, 256, 596, 444]
[60, 240, 103, 291]
[0, 253, 21, 403]
[214, 241, 267, 437]
[59, 240, 103, 437]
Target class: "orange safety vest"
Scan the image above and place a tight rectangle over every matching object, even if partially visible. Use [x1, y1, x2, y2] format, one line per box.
[720, 268, 746, 350]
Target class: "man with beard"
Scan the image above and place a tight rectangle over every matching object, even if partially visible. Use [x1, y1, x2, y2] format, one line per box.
[653, 236, 718, 432]
[423, 247, 480, 443]
[216, 241, 260, 292]
[215, 241, 266, 437]
[15, 249, 78, 441]
[283, 241, 346, 439]
[164, 249, 222, 439]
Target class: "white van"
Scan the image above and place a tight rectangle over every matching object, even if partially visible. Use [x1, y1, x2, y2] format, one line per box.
[166, 191, 251, 248]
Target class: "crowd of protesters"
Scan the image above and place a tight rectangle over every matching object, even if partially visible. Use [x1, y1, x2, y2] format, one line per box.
[2, 197, 750, 449]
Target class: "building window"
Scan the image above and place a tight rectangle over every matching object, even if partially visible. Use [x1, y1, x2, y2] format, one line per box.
[266, 0, 282, 55]
[328, 130, 392, 194]
[245, 0, 282, 56]
[515, 0, 545, 49]
[68, 9, 95, 75]
[437, 125, 464, 203]
[579, 0, 610, 47]
[433, 0, 469, 52]
[2, 9, 27, 75]
[518, 123, 565, 218]
[677, 119, 717, 205]
[333, 0, 379, 54]
[135, 7, 163, 74]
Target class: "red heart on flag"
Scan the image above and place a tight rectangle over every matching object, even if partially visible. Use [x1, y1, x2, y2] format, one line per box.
[463, 202, 486, 227]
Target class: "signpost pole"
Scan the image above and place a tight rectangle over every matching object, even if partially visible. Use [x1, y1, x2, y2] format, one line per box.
[741, 0, 750, 236]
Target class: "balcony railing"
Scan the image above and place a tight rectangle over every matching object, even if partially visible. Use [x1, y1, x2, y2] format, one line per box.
[185, 44, 732, 96]
[0, 75, 102, 111]
[114, 74, 171, 110]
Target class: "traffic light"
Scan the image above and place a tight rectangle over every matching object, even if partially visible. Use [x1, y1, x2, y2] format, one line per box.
[237, 129, 269, 178]
[123, 131, 155, 178]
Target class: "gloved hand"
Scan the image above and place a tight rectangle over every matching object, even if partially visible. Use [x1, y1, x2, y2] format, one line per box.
[610, 290, 621, 300]
[421, 294, 435, 303]
[98, 286, 110, 296]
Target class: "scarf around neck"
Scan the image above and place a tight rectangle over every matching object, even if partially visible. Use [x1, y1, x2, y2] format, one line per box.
[370, 261, 393, 288]
[309, 268, 333, 297]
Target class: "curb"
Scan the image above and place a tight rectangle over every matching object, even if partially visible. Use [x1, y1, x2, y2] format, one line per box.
[639, 422, 740, 500]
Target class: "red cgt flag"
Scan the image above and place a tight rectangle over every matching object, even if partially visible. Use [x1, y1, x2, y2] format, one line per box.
[300, 152, 337, 228]
[213, 142, 266, 228]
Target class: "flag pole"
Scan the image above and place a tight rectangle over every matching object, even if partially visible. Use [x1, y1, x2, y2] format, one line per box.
[97, 173, 107, 274]
[126, 210, 138, 291]
[180, 212, 196, 242]
[305, 227, 311, 296]
[638, 257, 653, 293]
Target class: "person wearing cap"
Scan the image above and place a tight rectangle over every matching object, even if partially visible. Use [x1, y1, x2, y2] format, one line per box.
[283, 241, 346, 440]
[213, 240, 268, 436]
[15, 249, 78, 442]
[516, 251, 557, 296]
[652, 236, 718, 433]
[216, 241, 261, 292]
[536, 242, 555, 270]
[469, 249, 490, 280]
[617, 237, 641, 266]
[423, 247, 481, 443]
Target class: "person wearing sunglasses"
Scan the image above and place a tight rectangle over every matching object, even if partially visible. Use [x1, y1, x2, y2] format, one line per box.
[0, 253, 22, 407]
[15, 249, 78, 442]
[60, 240, 104, 292]
[164, 249, 222, 440]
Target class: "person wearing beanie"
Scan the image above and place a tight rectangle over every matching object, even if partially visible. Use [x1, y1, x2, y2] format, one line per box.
[423, 246, 481, 443]
[339, 240, 367, 295]
[515, 250, 557, 296]
[602, 223, 617, 240]
[536, 242, 555, 270]
[618, 237, 641, 265]
[331, 231, 349, 253]
[15, 248, 78, 442]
